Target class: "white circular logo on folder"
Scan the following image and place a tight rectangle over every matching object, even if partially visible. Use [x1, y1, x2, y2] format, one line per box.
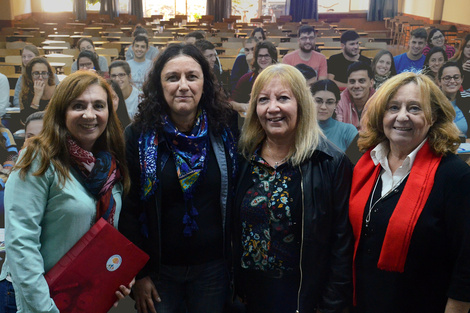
[106, 255, 122, 271]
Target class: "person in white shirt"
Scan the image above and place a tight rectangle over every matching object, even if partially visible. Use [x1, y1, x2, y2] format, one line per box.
[109, 60, 140, 120]
[127, 35, 153, 91]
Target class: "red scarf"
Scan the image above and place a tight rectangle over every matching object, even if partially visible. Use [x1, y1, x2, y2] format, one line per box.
[67, 137, 121, 224]
[350, 140, 441, 271]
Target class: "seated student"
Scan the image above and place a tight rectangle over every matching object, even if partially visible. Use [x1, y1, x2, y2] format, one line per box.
[371, 49, 396, 89]
[127, 35, 153, 90]
[230, 40, 278, 114]
[126, 24, 159, 61]
[327, 30, 371, 88]
[72, 38, 108, 73]
[336, 61, 375, 130]
[109, 60, 140, 120]
[422, 46, 447, 82]
[295, 63, 318, 86]
[0, 122, 17, 232]
[438, 61, 470, 138]
[0, 73, 9, 119]
[23, 111, 44, 144]
[19, 57, 56, 123]
[394, 28, 427, 74]
[230, 37, 258, 92]
[450, 34, 470, 94]
[184, 31, 206, 45]
[311, 79, 358, 151]
[195, 39, 222, 82]
[283, 25, 327, 80]
[13, 45, 59, 109]
[251, 27, 266, 42]
[76, 50, 108, 78]
[423, 28, 455, 59]
[108, 80, 132, 129]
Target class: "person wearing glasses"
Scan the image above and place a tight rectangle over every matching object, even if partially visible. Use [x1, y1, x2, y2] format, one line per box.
[283, 25, 327, 81]
[19, 57, 56, 123]
[77, 50, 108, 78]
[71, 37, 109, 73]
[230, 40, 278, 115]
[109, 60, 140, 120]
[438, 61, 470, 138]
[422, 28, 456, 59]
[450, 34, 470, 94]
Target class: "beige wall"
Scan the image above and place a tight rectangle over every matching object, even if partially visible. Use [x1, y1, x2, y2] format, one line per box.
[402, 0, 432, 19]
[12, 0, 31, 16]
[442, 0, 470, 25]
[0, 0, 13, 20]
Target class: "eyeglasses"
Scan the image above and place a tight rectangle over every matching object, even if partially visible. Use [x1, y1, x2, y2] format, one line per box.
[431, 34, 444, 40]
[442, 75, 462, 82]
[32, 71, 50, 78]
[315, 98, 336, 106]
[299, 36, 315, 42]
[257, 54, 271, 60]
[111, 73, 128, 79]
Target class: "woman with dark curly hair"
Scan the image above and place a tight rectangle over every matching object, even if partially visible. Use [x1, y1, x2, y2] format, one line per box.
[119, 43, 237, 313]
[19, 57, 56, 123]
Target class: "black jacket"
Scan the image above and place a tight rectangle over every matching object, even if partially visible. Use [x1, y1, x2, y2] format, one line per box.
[233, 138, 354, 313]
[119, 124, 235, 281]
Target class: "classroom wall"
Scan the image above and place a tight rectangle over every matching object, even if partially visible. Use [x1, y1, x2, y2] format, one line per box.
[441, 0, 470, 26]
[12, 0, 32, 17]
[0, 0, 13, 22]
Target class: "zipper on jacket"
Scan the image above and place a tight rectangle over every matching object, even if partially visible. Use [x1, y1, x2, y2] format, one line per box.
[296, 165, 305, 313]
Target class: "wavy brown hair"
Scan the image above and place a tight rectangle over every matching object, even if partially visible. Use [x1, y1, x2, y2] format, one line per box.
[20, 57, 55, 110]
[358, 72, 460, 155]
[15, 71, 130, 193]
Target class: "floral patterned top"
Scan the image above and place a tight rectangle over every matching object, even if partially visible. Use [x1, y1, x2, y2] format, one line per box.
[240, 151, 301, 272]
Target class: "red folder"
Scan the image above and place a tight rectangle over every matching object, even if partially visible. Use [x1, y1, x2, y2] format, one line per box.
[45, 218, 149, 313]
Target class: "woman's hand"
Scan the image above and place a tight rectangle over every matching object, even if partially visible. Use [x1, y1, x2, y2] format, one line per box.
[463, 60, 470, 72]
[132, 276, 161, 313]
[33, 80, 46, 98]
[113, 277, 135, 307]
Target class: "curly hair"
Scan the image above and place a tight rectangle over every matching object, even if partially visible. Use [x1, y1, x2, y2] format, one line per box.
[20, 57, 55, 110]
[358, 72, 460, 156]
[133, 43, 232, 134]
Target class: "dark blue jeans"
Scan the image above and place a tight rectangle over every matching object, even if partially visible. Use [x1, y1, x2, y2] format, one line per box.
[152, 259, 229, 313]
[0, 279, 17, 313]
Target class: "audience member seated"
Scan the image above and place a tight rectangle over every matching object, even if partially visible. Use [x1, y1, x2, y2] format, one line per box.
[336, 61, 375, 129]
[423, 28, 455, 58]
[371, 49, 396, 89]
[23, 111, 44, 145]
[127, 35, 153, 90]
[13, 45, 59, 109]
[328, 30, 371, 88]
[0, 122, 17, 215]
[230, 40, 278, 114]
[77, 50, 108, 78]
[230, 37, 258, 92]
[109, 60, 140, 120]
[19, 57, 56, 123]
[312, 79, 357, 151]
[422, 46, 447, 82]
[394, 28, 427, 74]
[72, 38, 108, 73]
[108, 80, 132, 128]
[126, 24, 159, 61]
[438, 61, 469, 138]
[295, 63, 317, 86]
[184, 31, 205, 45]
[195, 39, 222, 83]
[0, 74, 9, 119]
[450, 33, 470, 94]
[283, 25, 327, 80]
[251, 27, 266, 42]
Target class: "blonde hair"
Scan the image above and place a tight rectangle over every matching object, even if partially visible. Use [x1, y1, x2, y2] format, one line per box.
[239, 64, 322, 166]
[359, 72, 460, 155]
[16, 71, 130, 193]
